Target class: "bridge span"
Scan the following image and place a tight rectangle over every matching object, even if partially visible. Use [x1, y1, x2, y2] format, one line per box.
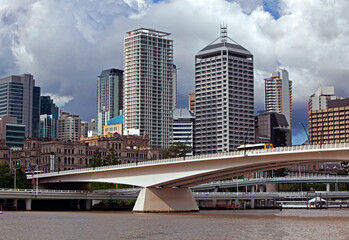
[28, 143, 349, 212]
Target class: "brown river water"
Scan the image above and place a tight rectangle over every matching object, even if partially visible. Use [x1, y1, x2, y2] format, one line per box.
[1, 209, 349, 240]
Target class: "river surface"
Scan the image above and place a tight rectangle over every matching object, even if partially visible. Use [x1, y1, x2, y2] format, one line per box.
[1, 209, 349, 240]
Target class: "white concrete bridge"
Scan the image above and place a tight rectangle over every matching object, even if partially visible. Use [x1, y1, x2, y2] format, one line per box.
[28, 143, 349, 212]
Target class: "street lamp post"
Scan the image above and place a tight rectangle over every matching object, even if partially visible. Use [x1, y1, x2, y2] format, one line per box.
[14, 165, 16, 190]
[36, 164, 39, 195]
[9, 148, 12, 175]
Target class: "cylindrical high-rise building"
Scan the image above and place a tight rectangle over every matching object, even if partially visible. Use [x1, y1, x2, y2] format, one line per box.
[123, 28, 173, 148]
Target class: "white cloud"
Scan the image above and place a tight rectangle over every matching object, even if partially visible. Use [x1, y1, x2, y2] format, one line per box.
[0, 0, 348, 131]
[44, 93, 74, 107]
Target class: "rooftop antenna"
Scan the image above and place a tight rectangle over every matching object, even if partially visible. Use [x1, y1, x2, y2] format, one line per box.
[220, 24, 227, 44]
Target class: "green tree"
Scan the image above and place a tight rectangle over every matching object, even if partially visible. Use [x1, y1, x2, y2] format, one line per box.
[103, 148, 119, 166]
[90, 148, 102, 168]
[0, 163, 29, 189]
[340, 161, 349, 174]
[161, 142, 192, 159]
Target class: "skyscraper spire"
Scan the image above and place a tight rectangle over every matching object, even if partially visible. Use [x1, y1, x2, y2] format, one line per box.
[220, 24, 227, 43]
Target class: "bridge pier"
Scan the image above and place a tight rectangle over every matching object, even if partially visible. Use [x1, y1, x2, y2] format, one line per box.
[326, 183, 330, 192]
[133, 187, 199, 213]
[25, 198, 32, 211]
[85, 199, 92, 211]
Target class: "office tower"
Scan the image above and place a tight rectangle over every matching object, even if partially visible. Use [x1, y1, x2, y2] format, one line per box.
[264, 69, 292, 130]
[0, 116, 25, 147]
[0, 74, 40, 138]
[172, 108, 195, 156]
[194, 26, 254, 154]
[57, 110, 81, 142]
[40, 96, 59, 138]
[308, 86, 342, 111]
[97, 68, 123, 136]
[255, 112, 291, 147]
[309, 98, 349, 144]
[188, 93, 196, 113]
[124, 28, 173, 148]
[40, 114, 56, 139]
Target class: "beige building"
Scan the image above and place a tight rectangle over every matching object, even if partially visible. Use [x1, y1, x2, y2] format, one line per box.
[265, 69, 292, 130]
[81, 133, 161, 162]
[309, 98, 349, 144]
[103, 123, 123, 136]
[58, 111, 81, 142]
[188, 93, 196, 113]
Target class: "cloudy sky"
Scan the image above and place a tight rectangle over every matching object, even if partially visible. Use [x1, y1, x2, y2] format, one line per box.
[1, 0, 348, 145]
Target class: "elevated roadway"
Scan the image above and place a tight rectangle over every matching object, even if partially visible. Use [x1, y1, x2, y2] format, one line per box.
[27, 143, 349, 212]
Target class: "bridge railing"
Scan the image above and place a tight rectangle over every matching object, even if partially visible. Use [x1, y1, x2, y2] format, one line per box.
[33, 142, 349, 178]
[0, 188, 85, 194]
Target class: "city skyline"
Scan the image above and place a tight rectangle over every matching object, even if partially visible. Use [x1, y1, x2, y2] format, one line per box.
[1, 0, 349, 145]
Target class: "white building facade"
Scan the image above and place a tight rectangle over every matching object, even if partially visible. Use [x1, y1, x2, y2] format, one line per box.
[172, 108, 195, 156]
[194, 26, 255, 154]
[123, 28, 173, 148]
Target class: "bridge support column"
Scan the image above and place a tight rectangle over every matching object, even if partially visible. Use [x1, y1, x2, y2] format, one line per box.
[85, 199, 92, 211]
[13, 199, 18, 210]
[25, 199, 32, 211]
[251, 185, 255, 209]
[326, 183, 330, 192]
[133, 187, 199, 213]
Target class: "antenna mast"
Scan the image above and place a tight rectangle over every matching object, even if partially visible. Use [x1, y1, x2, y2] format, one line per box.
[220, 24, 227, 43]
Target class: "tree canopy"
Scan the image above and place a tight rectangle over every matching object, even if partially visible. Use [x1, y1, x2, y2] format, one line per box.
[90, 148, 102, 168]
[103, 148, 119, 166]
[161, 142, 192, 159]
[0, 163, 29, 189]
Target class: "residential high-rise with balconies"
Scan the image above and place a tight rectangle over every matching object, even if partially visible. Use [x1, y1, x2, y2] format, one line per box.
[97, 68, 123, 136]
[123, 28, 173, 148]
[57, 110, 81, 142]
[194, 26, 254, 154]
[264, 69, 292, 131]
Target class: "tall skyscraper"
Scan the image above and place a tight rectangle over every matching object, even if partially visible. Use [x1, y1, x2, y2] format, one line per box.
[308, 86, 342, 111]
[264, 69, 292, 130]
[40, 96, 59, 138]
[194, 26, 254, 154]
[57, 110, 81, 142]
[124, 28, 173, 148]
[0, 74, 40, 138]
[97, 68, 123, 135]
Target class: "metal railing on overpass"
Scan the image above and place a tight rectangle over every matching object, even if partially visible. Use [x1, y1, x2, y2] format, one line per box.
[191, 176, 349, 190]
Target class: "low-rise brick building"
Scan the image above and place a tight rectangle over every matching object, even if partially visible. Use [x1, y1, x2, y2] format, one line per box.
[0, 133, 161, 173]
